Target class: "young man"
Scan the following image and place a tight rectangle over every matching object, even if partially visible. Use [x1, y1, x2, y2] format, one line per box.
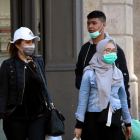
[74, 10, 132, 139]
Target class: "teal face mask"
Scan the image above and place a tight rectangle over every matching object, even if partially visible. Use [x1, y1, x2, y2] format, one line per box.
[103, 53, 117, 64]
[88, 24, 103, 38]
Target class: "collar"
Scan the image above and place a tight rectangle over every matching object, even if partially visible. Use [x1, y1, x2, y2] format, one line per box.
[89, 38, 93, 45]
[14, 55, 25, 65]
[14, 55, 33, 65]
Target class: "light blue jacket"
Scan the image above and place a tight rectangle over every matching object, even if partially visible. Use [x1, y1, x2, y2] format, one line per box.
[75, 70, 131, 124]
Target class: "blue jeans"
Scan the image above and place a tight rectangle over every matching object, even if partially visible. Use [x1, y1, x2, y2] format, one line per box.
[3, 117, 46, 140]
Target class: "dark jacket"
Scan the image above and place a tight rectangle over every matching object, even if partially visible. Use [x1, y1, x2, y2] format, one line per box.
[75, 42, 131, 108]
[0, 55, 52, 119]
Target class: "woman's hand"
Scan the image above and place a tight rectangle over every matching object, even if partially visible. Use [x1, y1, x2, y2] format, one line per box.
[125, 126, 132, 139]
[74, 128, 82, 138]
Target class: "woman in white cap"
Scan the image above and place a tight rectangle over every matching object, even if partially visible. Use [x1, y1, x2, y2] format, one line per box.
[74, 39, 132, 140]
[0, 27, 52, 140]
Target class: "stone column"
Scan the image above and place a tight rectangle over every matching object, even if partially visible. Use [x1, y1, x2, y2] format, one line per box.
[83, 0, 138, 119]
[133, 0, 140, 119]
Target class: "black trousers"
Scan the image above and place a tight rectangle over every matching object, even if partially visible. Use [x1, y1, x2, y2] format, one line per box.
[3, 117, 46, 140]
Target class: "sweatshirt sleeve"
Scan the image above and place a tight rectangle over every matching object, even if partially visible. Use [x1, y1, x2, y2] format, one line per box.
[75, 47, 83, 90]
[115, 44, 131, 108]
[75, 119, 84, 128]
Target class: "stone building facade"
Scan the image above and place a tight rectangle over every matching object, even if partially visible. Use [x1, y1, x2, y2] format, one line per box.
[0, 0, 139, 140]
[133, 0, 140, 116]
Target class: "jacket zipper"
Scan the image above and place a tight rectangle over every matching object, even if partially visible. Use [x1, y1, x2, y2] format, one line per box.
[21, 63, 29, 118]
[24, 94, 28, 118]
[21, 64, 28, 105]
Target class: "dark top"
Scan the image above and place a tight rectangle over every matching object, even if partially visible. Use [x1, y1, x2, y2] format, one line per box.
[0, 55, 51, 119]
[75, 42, 130, 108]
[9, 61, 47, 119]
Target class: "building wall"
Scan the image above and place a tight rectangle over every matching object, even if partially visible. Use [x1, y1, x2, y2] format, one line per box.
[133, 0, 140, 115]
[83, 0, 102, 43]
[0, 0, 139, 140]
[0, 0, 10, 139]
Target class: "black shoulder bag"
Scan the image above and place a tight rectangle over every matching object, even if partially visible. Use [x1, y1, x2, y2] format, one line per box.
[45, 103, 65, 136]
[34, 58, 65, 136]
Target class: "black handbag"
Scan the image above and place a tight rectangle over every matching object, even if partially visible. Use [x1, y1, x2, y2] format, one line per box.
[45, 103, 65, 136]
[35, 61, 65, 136]
[98, 103, 122, 129]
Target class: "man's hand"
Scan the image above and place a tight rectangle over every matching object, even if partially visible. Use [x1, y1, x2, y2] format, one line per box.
[125, 126, 132, 139]
[129, 108, 133, 119]
[74, 128, 82, 138]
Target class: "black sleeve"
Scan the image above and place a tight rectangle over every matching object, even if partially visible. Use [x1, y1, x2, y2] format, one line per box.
[75, 119, 84, 128]
[125, 123, 131, 127]
[115, 44, 131, 108]
[0, 61, 9, 119]
[75, 48, 83, 90]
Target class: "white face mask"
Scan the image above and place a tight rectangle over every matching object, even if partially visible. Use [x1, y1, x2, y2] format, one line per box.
[18, 45, 35, 56]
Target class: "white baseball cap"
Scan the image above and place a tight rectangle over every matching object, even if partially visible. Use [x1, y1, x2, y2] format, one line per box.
[10, 27, 40, 43]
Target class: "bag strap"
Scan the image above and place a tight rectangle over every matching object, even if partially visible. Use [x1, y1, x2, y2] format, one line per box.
[106, 103, 112, 127]
[34, 58, 54, 110]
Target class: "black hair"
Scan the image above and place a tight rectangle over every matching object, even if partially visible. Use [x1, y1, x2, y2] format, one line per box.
[87, 10, 106, 23]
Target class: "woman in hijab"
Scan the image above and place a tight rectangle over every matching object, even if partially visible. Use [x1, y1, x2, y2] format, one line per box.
[74, 39, 132, 140]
